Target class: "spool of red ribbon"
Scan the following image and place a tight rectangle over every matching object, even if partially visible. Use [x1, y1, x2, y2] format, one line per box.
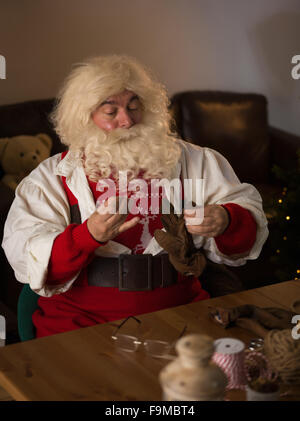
[212, 338, 247, 390]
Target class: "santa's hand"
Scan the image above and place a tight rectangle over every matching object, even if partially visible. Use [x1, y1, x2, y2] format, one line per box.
[184, 205, 229, 238]
[87, 197, 140, 242]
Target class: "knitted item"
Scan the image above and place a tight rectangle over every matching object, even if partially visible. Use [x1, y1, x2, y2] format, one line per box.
[154, 202, 206, 277]
[209, 304, 295, 333]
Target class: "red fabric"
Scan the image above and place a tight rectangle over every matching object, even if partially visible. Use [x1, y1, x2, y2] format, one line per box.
[46, 221, 101, 285]
[215, 203, 257, 256]
[32, 152, 255, 338]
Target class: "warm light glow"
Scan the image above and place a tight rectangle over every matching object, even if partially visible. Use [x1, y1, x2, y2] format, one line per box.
[286, 216, 291, 220]
[297, 270, 300, 274]
[276, 249, 280, 253]
[278, 199, 283, 203]
[283, 236, 287, 240]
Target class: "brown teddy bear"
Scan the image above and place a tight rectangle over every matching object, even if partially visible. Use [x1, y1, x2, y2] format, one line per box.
[0, 133, 52, 190]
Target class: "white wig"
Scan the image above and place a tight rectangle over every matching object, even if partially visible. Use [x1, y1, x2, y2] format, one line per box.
[51, 55, 181, 181]
[51, 54, 172, 147]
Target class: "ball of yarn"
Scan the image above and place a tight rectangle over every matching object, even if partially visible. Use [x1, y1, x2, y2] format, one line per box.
[264, 329, 300, 384]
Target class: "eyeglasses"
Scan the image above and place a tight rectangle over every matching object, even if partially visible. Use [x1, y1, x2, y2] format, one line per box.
[111, 316, 187, 359]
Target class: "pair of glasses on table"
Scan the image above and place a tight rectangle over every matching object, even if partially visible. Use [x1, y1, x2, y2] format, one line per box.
[111, 316, 187, 359]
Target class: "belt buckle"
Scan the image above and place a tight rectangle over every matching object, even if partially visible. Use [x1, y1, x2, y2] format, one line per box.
[118, 254, 153, 291]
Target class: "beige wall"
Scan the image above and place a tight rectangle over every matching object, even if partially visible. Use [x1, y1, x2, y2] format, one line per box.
[0, 0, 300, 135]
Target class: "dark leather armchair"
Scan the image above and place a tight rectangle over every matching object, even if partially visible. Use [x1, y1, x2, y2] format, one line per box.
[169, 90, 300, 290]
[170, 91, 300, 207]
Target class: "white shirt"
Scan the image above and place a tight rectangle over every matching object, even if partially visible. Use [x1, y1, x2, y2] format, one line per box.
[2, 139, 269, 297]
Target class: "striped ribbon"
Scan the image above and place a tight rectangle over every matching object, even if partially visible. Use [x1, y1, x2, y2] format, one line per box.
[212, 338, 247, 390]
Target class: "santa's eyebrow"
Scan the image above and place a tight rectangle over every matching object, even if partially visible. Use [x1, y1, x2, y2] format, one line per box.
[99, 99, 116, 106]
[128, 95, 139, 103]
[99, 95, 139, 107]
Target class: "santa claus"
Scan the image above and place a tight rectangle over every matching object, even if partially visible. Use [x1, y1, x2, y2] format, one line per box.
[2, 55, 268, 338]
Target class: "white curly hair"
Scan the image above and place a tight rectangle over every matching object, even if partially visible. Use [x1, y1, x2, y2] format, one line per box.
[51, 54, 181, 181]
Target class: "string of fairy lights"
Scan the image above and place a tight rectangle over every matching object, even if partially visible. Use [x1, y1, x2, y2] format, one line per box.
[275, 186, 299, 281]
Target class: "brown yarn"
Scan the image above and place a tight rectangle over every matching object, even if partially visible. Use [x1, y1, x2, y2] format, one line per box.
[263, 329, 300, 385]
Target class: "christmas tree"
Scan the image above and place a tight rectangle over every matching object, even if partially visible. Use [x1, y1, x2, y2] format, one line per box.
[268, 150, 300, 281]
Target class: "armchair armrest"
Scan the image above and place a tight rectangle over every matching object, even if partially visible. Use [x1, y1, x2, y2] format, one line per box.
[269, 126, 300, 169]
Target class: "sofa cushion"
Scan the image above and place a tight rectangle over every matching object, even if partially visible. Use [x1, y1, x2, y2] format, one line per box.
[0, 98, 65, 156]
[170, 91, 270, 184]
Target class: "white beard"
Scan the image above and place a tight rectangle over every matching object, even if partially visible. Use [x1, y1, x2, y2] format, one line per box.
[77, 122, 182, 182]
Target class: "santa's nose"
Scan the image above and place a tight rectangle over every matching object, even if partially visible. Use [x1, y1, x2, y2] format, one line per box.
[118, 110, 133, 129]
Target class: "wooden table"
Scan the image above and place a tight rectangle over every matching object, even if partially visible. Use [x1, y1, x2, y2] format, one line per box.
[0, 280, 299, 401]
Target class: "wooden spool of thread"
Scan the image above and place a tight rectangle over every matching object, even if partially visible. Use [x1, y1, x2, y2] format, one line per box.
[263, 329, 300, 385]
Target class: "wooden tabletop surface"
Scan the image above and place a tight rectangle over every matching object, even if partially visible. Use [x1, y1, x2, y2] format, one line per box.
[0, 280, 299, 401]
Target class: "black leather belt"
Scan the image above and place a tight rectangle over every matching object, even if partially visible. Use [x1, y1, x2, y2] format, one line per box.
[87, 254, 178, 291]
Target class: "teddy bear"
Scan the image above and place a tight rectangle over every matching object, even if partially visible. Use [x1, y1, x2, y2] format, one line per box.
[0, 133, 52, 190]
